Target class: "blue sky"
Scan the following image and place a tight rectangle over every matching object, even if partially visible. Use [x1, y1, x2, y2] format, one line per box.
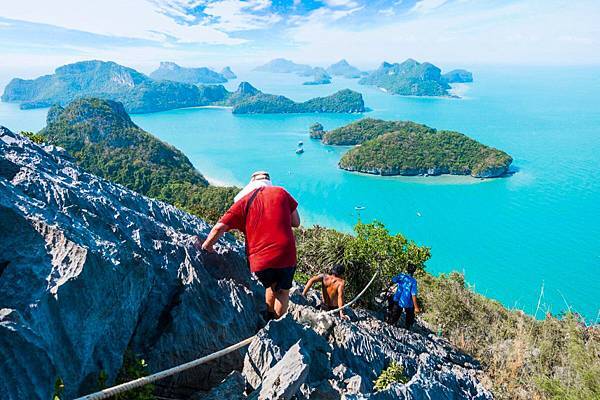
[0, 0, 599, 76]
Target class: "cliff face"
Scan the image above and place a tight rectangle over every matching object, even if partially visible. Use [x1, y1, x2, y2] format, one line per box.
[1, 126, 492, 400]
[0, 126, 263, 399]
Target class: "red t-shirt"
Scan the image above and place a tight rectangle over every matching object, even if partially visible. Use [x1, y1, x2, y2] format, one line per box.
[219, 186, 298, 272]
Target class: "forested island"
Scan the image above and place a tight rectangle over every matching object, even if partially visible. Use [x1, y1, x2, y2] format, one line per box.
[40, 98, 237, 221]
[358, 59, 473, 97]
[149, 61, 228, 84]
[314, 118, 512, 178]
[230, 84, 364, 114]
[302, 68, 332, 85]
[326, 59, 363, 78]
[1, 60, 364, 114]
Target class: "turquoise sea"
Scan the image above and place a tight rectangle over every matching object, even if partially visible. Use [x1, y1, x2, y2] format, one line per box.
[1, 66, 599, 321]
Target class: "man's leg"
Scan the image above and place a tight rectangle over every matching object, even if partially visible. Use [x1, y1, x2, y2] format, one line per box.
[404, 307, 415, 329]
[386, 302, 402, 325]
[265, 285, 276, 313]
[273, 289, 290, 318]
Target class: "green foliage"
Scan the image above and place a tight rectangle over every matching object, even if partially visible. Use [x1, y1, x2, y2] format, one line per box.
[40, 98, 236, 222]
[358, 59, 451, 96]
[296, 221, 430, 306]
[232, 89, 364, 114]
[418, 272, 600, 400]
[373, 361, 409, 391]
[309, 122, 324, 139]
[20, 130, 45, 144]
[113, 351, 155, 400]
[323, 118, 512, 178]
[53, 377, 65, 400]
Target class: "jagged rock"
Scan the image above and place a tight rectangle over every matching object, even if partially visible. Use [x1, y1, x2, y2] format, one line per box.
[252, 341, 309, 400]
[240, 305, 492, 399]
[0, 127, 264, 400]
[193, 371, 246, 400]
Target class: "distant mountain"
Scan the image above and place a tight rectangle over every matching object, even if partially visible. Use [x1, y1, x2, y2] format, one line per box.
[1, 60, 230, 113]
[254, 58, 314, 74]
[302, 68, 332, 86]
[220, 66, 237, 80]
[359, 59, 453, 96]
[326, 59, 362, 78]
[229, 83, 364, 114]
[443, 69, 473, 83]
[149, 62, 227, 84]
[319, 118, 512, 178]
[2, 60, 366, 115]
[2, 60, 150, 108]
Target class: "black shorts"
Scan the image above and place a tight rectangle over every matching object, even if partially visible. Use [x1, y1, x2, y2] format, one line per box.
[255, 266, 296, 291]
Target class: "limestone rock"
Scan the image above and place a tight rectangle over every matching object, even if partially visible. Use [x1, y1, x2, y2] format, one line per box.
[0, 127, 263, 399]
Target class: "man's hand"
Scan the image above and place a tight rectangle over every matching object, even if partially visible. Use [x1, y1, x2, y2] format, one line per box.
[201, 241, 216, 253]
[415, 305, 421, 314]
[340, 312, 350, 320]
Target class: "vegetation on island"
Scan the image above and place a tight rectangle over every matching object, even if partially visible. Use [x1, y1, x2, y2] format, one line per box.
[39, 98, 237, 222]
[309, 122, 325, 139]
[318, 118, 512, 178]
[302, 68, 332, 85]
[443, 69, 474, 83]
[294, 221, 600, 400]
[358, 59, 472, 97]
[326, 59, 363, 79]
[231, 87, 365, 114]
[149, 61, 228, 84]
[1, 60, 365, 115]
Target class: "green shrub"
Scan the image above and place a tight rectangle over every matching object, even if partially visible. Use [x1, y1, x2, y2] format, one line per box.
[373, 361, 409, 391]
[113, 351, 155, 400]
[20, 130, 46, 144]
[296, 221, 430, 306]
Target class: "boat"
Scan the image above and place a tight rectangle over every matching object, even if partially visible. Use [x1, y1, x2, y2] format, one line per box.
[298, 141, 304, 146]
[296, 148, 304, 154]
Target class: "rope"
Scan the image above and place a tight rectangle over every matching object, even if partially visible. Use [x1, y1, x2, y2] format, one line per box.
[324, 270, 379, 315]
[73, 337, 254, 400]
[73, 269, 380, 399]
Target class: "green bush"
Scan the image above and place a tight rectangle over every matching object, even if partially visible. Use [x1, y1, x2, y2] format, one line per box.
[114, 351, 155, 400]
[373, 361, 409, 392]
[296, 221, 430, 306]
[20, 130, 46, 144]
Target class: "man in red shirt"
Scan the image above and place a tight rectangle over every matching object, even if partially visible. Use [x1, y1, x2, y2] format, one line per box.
[199, 171, 300, 320]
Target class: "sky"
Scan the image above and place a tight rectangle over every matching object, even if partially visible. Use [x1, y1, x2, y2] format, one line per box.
[0, 0, 599, 77]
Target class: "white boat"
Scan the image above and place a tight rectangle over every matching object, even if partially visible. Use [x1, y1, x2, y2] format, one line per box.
[298, 141, 304, 146]
[296, 148, 304, 154]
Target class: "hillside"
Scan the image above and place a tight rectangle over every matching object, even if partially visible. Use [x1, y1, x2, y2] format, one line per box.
[358, 59, 472, 97]
[149, 61, 228, 84]
[39, 98, 237, 221]
[302, 68, 332, 85]
[221, 66, 237, 79]
[317, 118, 512, 178]
[1, 60, 229, 113]
[0, 127, 494, 399]
[254, 58, 314, 74]
[2, 61, 366, 115]
[326, 59, 363, 78]
[443, 69, 474, 83]
[230, 85, 365, 114]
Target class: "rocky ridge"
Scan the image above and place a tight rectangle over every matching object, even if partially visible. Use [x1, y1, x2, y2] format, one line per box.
[1, 127, 491, 399]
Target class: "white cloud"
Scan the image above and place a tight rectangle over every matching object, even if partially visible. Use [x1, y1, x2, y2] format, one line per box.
[202, 0, 280, 31]
[284, 0, 600, 66]
[323, 0, 359, 8]
[0, 0, 247, 44]
[411, 0, 449, 14]
[378, 7, 396, 17]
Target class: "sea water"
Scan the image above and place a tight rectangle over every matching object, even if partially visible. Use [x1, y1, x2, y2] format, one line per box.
[1, 66, 599, 321]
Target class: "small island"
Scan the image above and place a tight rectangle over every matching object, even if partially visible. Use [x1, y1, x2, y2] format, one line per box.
[302, 68, 332, 85]
[230, 84, 364, 114]
[326, 59, 363, 78]
[443, 69, 473, 83]
[149, 61, 228, 84]
[2, 60, 365, 115]
[220, 66, 237, 80]
[254, 58, 314, 75]
[313, 118, 512, 178]
[358, 59, 473, 97]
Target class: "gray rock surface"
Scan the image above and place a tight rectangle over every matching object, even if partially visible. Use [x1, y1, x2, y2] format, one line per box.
[0, 127, 263, 399]
[239, 302, 493, 399]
